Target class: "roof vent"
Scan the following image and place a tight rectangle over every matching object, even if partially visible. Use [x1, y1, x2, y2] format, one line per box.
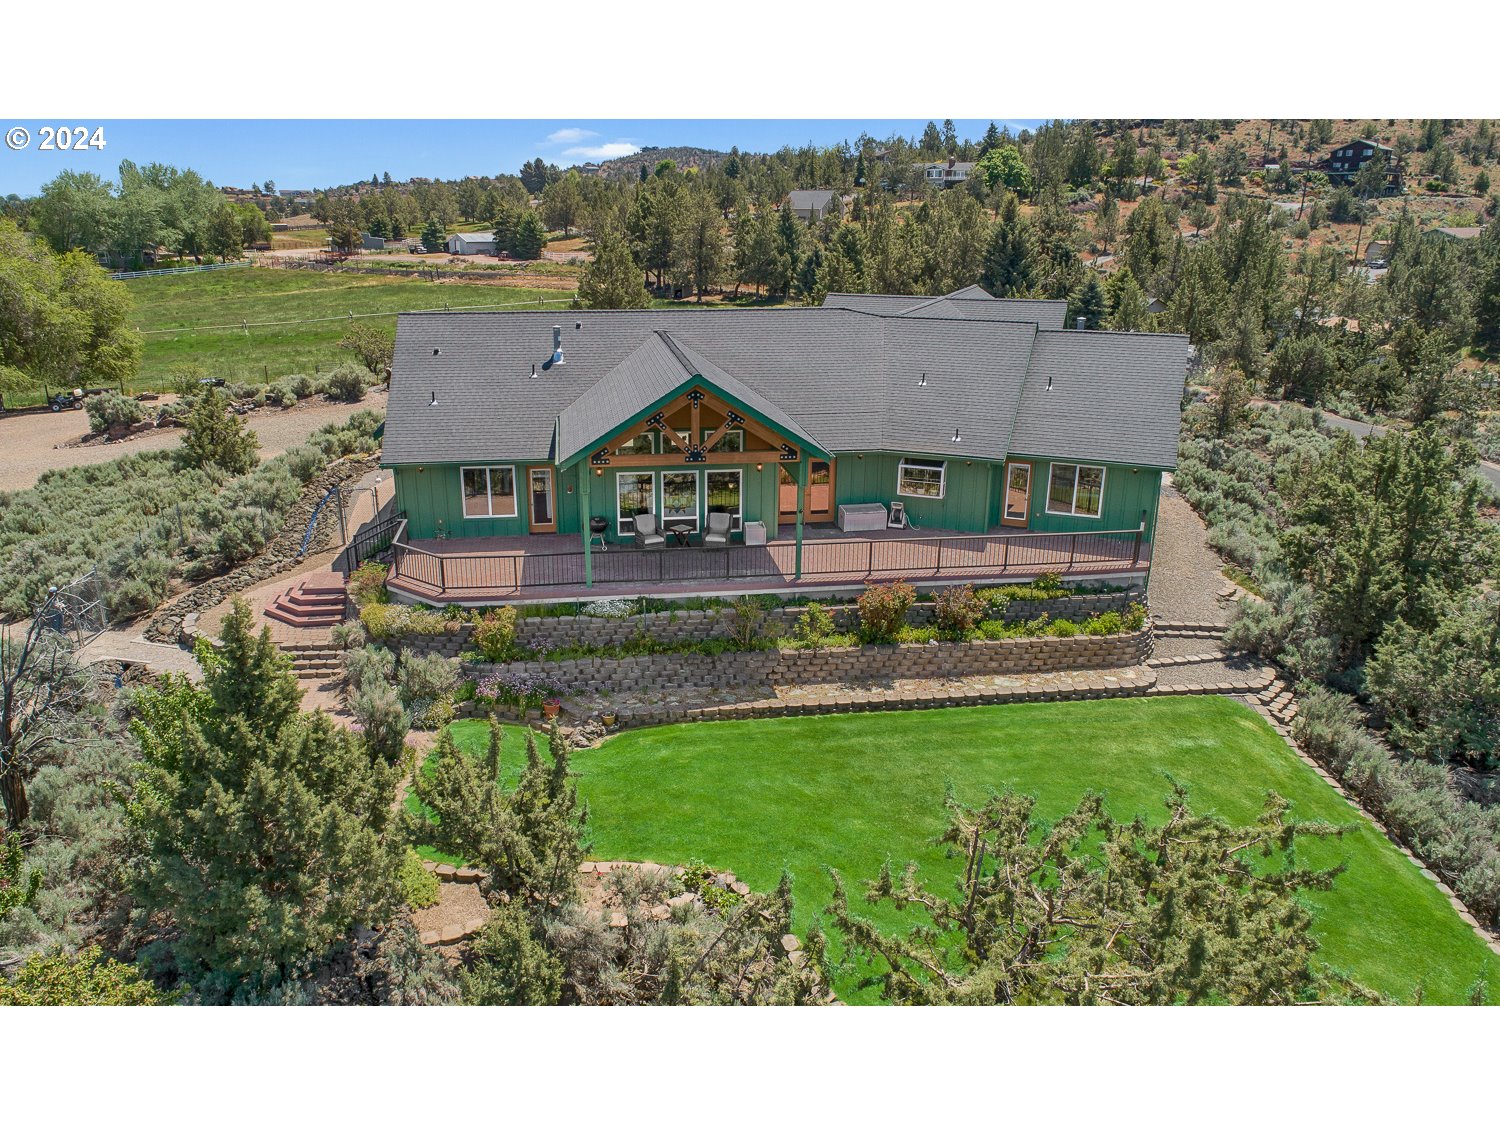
[428, 391, 437, 406]
[433, 347, 441, 356]
[1046, 376, 1053, 392]
[530, 363, 537, 379]
[917, 372, 927, 387]
[551, 325, 565, 367]
[951, 427, 962, 443]
[1075, 317, 1085, 330]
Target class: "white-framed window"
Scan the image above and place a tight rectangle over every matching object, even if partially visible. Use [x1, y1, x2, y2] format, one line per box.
[615, 432, 655, 455]
[460, 465, 517, 518]
[702, 428, 744, 454]
[616, 472, 655, 535]
[661, 471, 699, 532]
[706, 469, 743, 530]
[897, 457, 946, 500]
[1045, 463, 1106, 518]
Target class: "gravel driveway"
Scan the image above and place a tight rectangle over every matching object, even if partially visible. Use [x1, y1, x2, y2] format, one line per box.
[0, 391, 386, 493]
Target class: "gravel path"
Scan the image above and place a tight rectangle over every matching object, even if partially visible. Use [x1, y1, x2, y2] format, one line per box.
[0, 392, 386, 493]
[1146, 477, 1232, 625]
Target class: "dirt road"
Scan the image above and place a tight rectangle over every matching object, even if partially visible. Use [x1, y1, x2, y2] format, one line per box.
[0, 391, 386, 493]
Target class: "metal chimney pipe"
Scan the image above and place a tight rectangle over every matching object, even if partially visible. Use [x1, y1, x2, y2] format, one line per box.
[1076, 316, 1086, 330]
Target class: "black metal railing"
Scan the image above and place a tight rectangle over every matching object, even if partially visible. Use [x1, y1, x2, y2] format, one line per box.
[390, 523, 1147, 597]
[343, 512, 407, 573]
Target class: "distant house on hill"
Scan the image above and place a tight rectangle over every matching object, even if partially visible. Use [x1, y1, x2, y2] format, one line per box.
[787, 190, 840, 222]
[924, 158, 975, 187]
[1365, 241, 1390, 267]
[361, 232, 386, 251]
[1424, 226, 1483, 242]
[1144, 295, 1168, 315]
[446, 232, 497, 255]
[1325, 139, 1399, 188]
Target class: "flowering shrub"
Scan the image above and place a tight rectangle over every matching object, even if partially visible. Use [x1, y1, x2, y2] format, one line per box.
[347, 561, 390, 607]
[932, 584, 985, 639]
[856, 580, 916, 644]
[581, 597, 637, 619]
[473, 670, 561, 711]
[472, 606, 520, 662]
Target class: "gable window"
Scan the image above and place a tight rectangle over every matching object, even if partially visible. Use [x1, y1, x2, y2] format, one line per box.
[1045, 463, 1105, 518]
[615, 433, 655, 455]
[897, 457, 946, 500]
[616, 472, 655, 535]
[461, 466, 517, 518]
[703, 428, 744, 454]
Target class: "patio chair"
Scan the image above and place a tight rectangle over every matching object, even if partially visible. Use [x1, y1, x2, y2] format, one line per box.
[703, 511, 733, 547]
[632, 512, 666, 549]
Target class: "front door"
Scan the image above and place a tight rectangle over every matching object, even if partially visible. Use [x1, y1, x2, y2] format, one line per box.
[779, 460, 836, 523]
[1002, 461, 1031, 527]
[528, 466, 556, 533]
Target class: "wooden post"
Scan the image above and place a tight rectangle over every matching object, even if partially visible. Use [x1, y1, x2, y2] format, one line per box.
[580, 467, 593, 588]
[794, 457, 807, 579]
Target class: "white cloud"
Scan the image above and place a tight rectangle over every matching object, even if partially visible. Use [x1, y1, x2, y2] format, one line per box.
[562, 141, 641, 160]
[545, 127, 598, 145]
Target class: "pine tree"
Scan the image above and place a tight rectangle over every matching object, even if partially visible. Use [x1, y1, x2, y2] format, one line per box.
[1070, 274, 1107, 329]
[577, 222, 650, 309]
[127, 601, 402, 995]
[980, 194, 1038, 296]
[420, 215, 445, 253]
[510, 211, 547, 260]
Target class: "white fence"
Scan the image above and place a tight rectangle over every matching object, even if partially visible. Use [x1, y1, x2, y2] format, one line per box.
[109, 261, 254, 281]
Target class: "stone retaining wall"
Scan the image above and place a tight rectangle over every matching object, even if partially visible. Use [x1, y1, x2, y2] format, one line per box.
[463, 627, 1151, 696]
[397, 590, 1142, 659]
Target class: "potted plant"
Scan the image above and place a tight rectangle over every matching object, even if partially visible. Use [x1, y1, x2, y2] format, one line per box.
[599, 709, 617, 728]
[542, 697, 562, 720]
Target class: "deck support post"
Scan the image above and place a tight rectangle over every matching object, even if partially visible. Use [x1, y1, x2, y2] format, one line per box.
[580, 468, 593, 587]
[793, 457, 807, 579]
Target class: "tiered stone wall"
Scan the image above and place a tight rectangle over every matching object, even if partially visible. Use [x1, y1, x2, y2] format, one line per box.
[396, 590, 1142, 659]
[463, 627, 1151, 696]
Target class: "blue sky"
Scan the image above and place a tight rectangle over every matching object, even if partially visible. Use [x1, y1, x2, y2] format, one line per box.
[0, 119, 1042, 196]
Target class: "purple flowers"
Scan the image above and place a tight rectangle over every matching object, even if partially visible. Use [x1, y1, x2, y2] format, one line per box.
[471, 670, 561, 709]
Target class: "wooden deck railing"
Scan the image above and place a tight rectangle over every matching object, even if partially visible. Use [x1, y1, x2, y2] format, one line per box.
[390, 524, 1147, 597]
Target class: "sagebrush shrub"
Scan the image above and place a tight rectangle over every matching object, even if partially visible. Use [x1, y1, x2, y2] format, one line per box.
[84, 391, 146, 433]
[323, 364, 368, 403]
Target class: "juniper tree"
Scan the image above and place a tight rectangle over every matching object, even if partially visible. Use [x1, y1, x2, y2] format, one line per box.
[825, 785, 1347, 1005]
[980, 194, 1038, 296]
[411, 719, 589, 909]
[178, 387, 259, 475]
[126, 600, 402, 996]
[1, 616, 93, 830]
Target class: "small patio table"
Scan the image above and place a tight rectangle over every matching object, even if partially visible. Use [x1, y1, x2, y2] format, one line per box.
[668, 524, 694, 546]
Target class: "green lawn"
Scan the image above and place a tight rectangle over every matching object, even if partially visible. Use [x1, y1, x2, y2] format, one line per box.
[420, 696, 1498, 1004]
[119, 268, 578, 392]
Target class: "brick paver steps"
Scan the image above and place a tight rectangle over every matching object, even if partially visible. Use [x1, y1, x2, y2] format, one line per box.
[264, 578, 348, 628]
[1145, 651, 1233, 668]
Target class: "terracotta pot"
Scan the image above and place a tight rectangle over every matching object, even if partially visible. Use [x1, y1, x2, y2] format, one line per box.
[542, 702, 561, 719]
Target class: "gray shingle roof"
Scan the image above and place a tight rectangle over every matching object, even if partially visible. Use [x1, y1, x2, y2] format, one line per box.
[1007, 330, 1191, 469]
[788, 189, 836, 209]
[554, 332, 826, 464]
[383, 290, 1187, 473]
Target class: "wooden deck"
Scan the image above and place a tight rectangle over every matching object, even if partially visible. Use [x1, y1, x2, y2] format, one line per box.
[386, 522, 1151, 605]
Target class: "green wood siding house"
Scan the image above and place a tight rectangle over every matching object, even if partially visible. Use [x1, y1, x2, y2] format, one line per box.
[379, 288, 1188, 602]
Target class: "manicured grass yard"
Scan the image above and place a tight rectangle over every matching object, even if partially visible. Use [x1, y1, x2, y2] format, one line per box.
[427, 697, 1499, 1004]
